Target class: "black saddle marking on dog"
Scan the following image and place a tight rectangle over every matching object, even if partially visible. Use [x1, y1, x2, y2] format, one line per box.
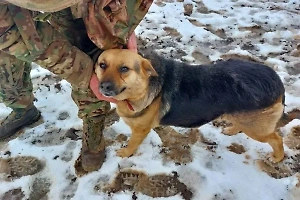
[144, 52, 285, 128]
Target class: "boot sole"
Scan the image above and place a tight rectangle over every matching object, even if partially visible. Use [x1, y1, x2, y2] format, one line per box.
[0, 109, 41, 140]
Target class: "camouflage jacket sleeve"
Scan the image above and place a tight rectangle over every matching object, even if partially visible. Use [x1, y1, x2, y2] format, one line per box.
[0, 0, 81, 12]
[2, 0, 153, 50]
[84, 0, 153, 49]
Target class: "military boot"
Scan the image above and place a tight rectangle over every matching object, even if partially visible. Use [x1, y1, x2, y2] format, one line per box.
[80, 116, 106, 172]
[0, 104, 41, 140]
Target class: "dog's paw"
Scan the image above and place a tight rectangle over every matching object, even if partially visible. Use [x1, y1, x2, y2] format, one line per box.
[268, 153, 285, 163]
[116, 148, 134, 158]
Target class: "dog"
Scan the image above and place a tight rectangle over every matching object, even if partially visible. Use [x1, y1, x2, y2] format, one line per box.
[95, 49, 285, 163]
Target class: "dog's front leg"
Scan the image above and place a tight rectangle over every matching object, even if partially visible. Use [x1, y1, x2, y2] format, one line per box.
[116, 127, 151, 157]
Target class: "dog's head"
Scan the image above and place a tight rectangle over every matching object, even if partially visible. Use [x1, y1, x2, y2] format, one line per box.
[95, 49, 158, 101]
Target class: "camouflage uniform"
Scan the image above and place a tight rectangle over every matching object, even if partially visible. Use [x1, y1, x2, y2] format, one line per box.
[0, 0, 153, 174]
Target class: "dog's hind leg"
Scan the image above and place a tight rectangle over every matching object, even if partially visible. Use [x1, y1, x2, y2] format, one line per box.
[225, 99, 285, 162]
[243, 131, 284, 162]
[247, 102, 284, 162]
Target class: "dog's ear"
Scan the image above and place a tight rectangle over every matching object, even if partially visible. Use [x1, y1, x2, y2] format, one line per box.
[141, 58, 158, 77]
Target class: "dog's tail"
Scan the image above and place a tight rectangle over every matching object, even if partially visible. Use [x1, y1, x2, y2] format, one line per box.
[276, 94, 300, 128]
[277, 109, 300, 128]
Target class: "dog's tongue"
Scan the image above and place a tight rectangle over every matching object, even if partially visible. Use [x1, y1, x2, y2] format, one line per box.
[93, 90, 118, 103]
[100, 95, 118, 103]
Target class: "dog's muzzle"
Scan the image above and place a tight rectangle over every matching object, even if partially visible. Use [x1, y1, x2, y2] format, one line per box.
[99, 81, 118, 97]
[100, 81, 127, 97]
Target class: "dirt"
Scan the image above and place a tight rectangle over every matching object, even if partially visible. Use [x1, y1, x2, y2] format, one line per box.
[183, 4, 193, 16]
[191, 51, 211, 64]
[29, 177, 51, 200]
[1, 188, 25, 200]
[0, 156, 44, 178]
[163, 27, 182, 38]
[154, 127, 201, 164]
[256, 153, 300, 179]
[284, 126, 300, 150]
[100, 126, 220, 199]
[99, 169, 193, 200]
[227, 143, 246, 154]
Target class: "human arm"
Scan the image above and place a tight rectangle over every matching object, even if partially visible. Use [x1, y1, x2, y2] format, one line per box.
[0, 0, 81, 12]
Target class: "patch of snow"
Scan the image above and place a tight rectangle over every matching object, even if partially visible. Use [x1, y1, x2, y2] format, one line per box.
[1, 0, 300, 199]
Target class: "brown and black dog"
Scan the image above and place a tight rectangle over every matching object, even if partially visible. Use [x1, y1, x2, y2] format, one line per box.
[95, 49, 285, 162]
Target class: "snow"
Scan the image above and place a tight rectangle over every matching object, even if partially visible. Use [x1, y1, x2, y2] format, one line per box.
[1, 0, 300, 199]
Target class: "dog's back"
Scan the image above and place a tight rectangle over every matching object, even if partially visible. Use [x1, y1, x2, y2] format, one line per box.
[149, 57, 285, 127]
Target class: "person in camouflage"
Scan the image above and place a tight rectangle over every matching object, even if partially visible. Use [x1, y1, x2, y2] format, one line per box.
[0, 0, 153, 174]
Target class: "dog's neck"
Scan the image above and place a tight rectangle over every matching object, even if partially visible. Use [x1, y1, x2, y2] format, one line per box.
[116, 82, 162, 119]
[123, 89, 160, 113]
[123, 99, 134, 111]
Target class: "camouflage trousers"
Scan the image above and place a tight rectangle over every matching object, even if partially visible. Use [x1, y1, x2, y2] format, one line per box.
[0, 6, 110, 126]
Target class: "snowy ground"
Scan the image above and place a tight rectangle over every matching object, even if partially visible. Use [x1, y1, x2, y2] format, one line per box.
[1, 0, 300, 199]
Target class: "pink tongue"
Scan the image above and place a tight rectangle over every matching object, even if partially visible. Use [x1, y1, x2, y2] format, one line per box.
[99, 94, 118, 104]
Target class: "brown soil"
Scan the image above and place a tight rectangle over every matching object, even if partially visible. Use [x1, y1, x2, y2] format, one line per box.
[227, 143, 246, 154]
[100, 169, 193, 200]
[284, 126, 300, 150]
[1, 188, 24, 200]
[0, 156, 44, 178]
[256, 154, 300, 179]
[154, 127, 201, 164]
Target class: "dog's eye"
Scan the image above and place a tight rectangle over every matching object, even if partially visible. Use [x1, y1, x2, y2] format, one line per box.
[119, 66, 129, 73]
[99, 63, 107, 69]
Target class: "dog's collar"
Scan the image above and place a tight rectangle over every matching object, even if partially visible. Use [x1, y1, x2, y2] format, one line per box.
[124, 99, 134, 111]
[124, 94, 161, 115]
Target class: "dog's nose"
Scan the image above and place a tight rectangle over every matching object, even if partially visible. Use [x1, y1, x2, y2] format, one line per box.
[99, 81, 118, 96]
[100, 81, 114, 91]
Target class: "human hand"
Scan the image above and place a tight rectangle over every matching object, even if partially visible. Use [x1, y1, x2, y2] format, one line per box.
[90, 33, 138, 102]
